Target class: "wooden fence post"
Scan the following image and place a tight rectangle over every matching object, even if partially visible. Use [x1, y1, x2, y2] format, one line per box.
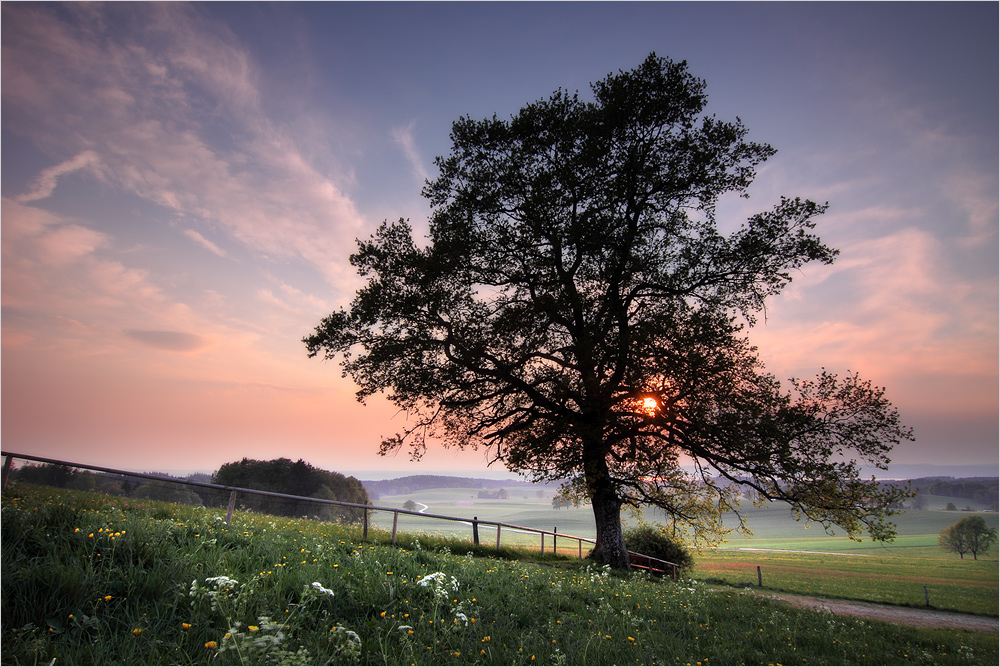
[540, 532, 545, 554]
[472, 517, 480, 546]
[756, 565, 762, 587]
[391, 511, 399, 546]
[225, 490, 237, 525]
[924, 585, 930, 607]
[495, 524, 501, 549]
[1, 455, 12, 490]
[363, 505, 369, 540]
[553, 527, 557, 554]
[578, 538, 582, 559]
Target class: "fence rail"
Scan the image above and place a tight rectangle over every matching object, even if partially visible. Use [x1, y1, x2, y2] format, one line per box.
[1, 451, 677, 577]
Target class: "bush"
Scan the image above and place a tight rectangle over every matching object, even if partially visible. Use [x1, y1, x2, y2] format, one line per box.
[623, 525, 693, 574]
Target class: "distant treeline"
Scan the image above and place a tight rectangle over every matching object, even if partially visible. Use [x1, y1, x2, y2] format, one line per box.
[11, 463, 209, 506]
[362, 475, 522, 500]
[10, 458, 370, 522]
[907, 477, 998, 505]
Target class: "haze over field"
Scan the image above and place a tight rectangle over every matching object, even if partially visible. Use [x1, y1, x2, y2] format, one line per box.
[2, 2, 997, 477]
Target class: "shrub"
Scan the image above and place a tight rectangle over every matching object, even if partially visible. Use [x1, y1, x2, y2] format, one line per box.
[623, 525, 693, 574]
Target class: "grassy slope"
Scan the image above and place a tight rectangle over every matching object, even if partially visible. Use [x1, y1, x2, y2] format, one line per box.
[2, 483, 997, 666]
[371, 487, 1000, 615]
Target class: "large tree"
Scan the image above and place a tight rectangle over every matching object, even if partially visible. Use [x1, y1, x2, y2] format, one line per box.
[305, 54, 913, 568]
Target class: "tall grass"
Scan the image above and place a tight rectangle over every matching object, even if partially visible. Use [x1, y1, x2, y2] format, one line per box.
[2, 483, 996, 665]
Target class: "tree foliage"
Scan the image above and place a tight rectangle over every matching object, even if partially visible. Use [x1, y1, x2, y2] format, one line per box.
[211, 458, 369, 522]
[305, 53, 913, 567]
[939, 515, 998, 560]
[622, 525, 694, 575]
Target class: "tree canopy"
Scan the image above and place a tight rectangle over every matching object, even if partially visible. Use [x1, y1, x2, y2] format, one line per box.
[305, 53, 913, 568]
[939, 515, 998, 560]
[212, 458, 369, 522]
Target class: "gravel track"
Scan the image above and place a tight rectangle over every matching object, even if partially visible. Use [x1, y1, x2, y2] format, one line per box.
[762, 592, 998, 633]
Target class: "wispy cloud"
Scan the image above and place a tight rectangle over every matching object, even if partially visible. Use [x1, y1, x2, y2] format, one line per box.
[1, 2, 367, 293]
[14, 151, 101, 203]
[125, 330, 206, 352]
[183, 229, 229, 258]
[750, 222, 997, 418]
[391, 121, 431, 183]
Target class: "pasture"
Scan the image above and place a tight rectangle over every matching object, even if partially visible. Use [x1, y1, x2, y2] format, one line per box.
[370, 485, 999, 616]
[2, 482, 997, 665]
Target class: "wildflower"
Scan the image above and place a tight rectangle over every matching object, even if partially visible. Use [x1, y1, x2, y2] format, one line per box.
[248, 625, 259, 632]
[310, 581, 335, 597]
[182, 623, 192, 630]
[132, 628, 143, 635]
[204, 641, 217, 649]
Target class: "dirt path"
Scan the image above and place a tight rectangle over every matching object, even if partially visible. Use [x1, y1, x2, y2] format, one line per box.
[761, 591, 997, 633]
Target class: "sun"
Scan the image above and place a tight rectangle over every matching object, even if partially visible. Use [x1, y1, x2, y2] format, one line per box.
[642, 397, 659, 414]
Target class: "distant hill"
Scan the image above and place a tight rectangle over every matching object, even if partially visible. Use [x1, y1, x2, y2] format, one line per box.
[863, 463, 999, 479]
[361, 474, 546, 499]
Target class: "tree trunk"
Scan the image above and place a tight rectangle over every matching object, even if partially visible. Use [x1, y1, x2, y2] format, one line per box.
[585, 457, 632, 570]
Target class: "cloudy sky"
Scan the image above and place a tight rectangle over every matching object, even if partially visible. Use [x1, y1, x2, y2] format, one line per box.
[2, 2, 997, 478]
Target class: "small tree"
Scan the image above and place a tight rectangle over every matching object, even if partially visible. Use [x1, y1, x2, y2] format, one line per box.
[402, 499, 419, 511]
[306, 54, 913, 568]
[938, 520, 970, 558]
[939, 515, 998, 560]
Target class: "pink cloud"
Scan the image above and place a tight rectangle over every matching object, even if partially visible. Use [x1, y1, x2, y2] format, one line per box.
[14, 150, 101, 203]
[183, 229, 228, 258]
[2, 3, 368, 295]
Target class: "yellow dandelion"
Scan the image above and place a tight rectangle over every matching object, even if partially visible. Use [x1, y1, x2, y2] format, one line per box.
[132, 628, 142, 635]
[182, 623, 192, 630]
[204, 641, 217, 649]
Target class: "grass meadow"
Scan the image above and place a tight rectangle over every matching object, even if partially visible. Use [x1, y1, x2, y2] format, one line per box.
[2, 482, 997, 666]
[370, 486, 999, 616]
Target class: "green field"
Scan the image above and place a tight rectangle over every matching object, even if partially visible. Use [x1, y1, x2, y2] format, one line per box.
[369, 485, 998, 552]
[3, 482, 997, 666]
[367, 486, 999, 616]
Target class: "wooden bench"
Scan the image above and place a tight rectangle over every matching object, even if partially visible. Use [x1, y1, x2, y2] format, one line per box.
[628, 551, 679, 579]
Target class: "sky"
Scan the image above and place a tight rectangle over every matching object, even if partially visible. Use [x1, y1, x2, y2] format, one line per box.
[2, 1, 997, 479]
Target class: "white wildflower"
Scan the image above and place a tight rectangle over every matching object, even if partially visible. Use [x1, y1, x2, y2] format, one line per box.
[310, 581, 335, 597]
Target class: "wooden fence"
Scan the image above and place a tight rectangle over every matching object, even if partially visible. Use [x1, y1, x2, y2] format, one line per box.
[1, 451, 678, 578]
